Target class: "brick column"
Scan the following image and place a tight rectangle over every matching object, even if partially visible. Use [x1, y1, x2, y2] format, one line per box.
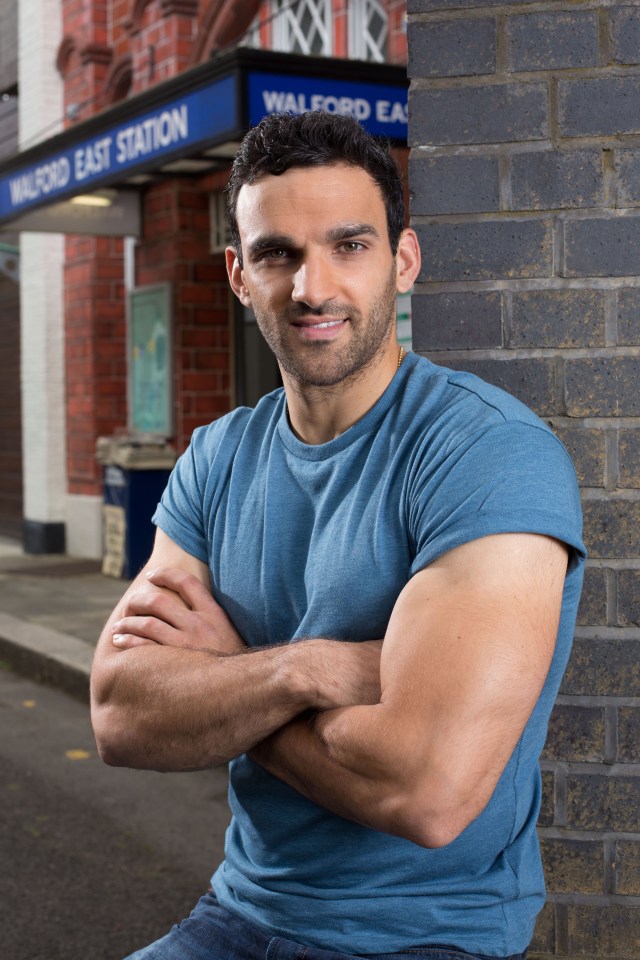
[407, 2, 640, 956]
[136, 178, 232, 453]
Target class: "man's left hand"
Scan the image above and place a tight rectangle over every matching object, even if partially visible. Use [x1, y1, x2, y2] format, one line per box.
[111, 566, 246, 656]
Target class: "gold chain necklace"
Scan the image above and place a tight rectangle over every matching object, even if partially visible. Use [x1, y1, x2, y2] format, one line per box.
[397, 345, 404, 369]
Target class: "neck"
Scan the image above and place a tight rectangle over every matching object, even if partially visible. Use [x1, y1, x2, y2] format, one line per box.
[283, 341, 404, 445]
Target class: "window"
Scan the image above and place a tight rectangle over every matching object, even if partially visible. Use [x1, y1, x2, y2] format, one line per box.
[272, 0, 332, 56]
[243, 1, 390, 63]
[349, 0, 388, 62]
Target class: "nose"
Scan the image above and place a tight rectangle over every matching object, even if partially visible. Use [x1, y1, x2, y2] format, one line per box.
[291, 256, 336, 310]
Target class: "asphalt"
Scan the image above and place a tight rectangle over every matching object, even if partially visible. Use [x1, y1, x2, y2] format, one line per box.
[0, 534, 129, 700]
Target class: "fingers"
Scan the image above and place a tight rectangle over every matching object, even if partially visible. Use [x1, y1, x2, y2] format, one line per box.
[112, 633, 157, 649]
[125, 589, 186, 627]
[115, 567, 247, 656]
[146, 567, 215, 610]
[112, 614, 175, 646]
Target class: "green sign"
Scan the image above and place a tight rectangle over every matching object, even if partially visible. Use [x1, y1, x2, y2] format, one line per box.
[128, 284, 172, 435]
[396, 287, 413, 351]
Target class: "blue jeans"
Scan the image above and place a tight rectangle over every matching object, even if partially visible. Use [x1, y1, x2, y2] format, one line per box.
[123, 891, 527, 960]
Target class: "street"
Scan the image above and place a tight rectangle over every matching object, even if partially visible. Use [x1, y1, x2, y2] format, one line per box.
[0, 667, 231, 960]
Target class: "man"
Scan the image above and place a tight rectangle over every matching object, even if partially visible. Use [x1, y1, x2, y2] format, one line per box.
[91, 112, 585, 960]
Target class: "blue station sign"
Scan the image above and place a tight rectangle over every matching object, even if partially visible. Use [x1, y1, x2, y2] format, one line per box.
[0, 74, 237, 221]
[248, 70, 408, 139]
[0, 50, 408, 228]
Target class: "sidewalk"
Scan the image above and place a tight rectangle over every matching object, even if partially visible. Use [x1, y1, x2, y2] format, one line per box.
[0, 535, 129, 700]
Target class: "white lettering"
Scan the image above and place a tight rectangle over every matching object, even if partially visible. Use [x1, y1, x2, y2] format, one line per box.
[9, 173, 33, 204]
[260, 89, 381, 124]
[113, 106, 190, 165]
[8, 157, 70, 206]
[134, 123, 148, 156]
[9, 176, 25, 204]
[283, 92, 301, 112]
[376, 100, 390, 122]
[354, 98, 371, 121]
[116, 127, 131, 163]
[376, 100, 407, 124]
[158, 111, 173, 147]
[172, 104, 188, 140]
[74, 148, 85, 181]
[262, 90, 286, 112]
[143, 117, 155, 150]
[390, 101, 408, 123]
[74, 137, 112, 181]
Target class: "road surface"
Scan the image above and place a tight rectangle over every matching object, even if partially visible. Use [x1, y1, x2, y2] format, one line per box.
[1, 667, 231, 960]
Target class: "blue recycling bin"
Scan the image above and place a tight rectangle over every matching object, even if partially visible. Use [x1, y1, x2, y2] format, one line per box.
[102, 463, 172, 579]
[98, 438, 176, 579]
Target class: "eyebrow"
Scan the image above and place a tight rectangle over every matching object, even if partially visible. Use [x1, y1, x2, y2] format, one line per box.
[246, 234, 293, 260]
[324, 222, 380, 244]
[245, 222, 381, 260]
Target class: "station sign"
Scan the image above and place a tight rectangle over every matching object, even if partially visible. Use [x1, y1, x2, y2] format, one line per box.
[0, 52, 408, 229]
[248, 70, 408, 139]
[0, 74, 237, 220]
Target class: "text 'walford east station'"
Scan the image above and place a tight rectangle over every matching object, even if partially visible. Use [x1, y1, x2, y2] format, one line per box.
[0, 51, 409, 229]
[9, 107, 189, 205]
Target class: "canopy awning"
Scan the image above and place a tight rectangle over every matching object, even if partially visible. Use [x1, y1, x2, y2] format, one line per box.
[0, 48, 408, 235]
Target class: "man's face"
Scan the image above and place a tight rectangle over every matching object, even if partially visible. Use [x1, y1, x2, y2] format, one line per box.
[227, 163, 401, 389]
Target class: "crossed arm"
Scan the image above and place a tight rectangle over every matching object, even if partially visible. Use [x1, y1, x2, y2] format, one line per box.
[90, 528, 568, 847]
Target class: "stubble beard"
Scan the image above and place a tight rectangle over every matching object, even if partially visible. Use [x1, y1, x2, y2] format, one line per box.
[254, 265, 399, 390]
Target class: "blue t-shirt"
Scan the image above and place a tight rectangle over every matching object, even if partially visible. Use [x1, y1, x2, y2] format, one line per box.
[153, 351, 585, 956]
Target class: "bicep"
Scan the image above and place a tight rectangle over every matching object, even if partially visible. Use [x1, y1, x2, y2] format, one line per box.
[143, 528, 211, 586]
[379, 533, 568, 829]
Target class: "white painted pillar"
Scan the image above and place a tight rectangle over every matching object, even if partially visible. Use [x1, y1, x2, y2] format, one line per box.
[18, 0, 67, 552]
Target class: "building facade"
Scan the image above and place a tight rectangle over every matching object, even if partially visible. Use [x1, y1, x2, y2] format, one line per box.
[0, 0, 408, 557]
[408, 1, 640, 956]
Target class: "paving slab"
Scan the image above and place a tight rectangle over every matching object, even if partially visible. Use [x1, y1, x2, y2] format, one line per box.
[0, 537, 129, 698]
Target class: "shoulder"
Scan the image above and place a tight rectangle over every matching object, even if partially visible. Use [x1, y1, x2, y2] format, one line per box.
[188, 389, 284, 465]
[403, 353, 547, 434]
[400, 355, 585, 566]
[398, 354, 568, 476]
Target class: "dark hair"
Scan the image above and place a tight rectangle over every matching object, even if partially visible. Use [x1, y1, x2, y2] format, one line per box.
[226, 111, 405, 264]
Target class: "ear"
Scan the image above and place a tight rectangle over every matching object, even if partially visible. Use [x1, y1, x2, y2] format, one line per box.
[395, 229, 421, 294]
[225, 246, 252, 307]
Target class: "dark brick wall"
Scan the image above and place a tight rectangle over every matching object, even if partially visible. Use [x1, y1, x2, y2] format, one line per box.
[408, 1, 640, 957]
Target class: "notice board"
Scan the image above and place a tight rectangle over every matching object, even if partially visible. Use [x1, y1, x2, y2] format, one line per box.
[128, 283, 172, 436]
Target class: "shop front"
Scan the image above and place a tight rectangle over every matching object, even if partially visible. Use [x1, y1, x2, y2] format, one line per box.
[0, 48, 408, 557]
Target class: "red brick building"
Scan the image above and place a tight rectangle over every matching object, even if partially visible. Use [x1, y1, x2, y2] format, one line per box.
[0, 1, 409, 555]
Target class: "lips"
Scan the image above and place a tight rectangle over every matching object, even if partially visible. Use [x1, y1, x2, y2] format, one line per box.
[292, 317, 348, 340]
[305, 319, 343, 329]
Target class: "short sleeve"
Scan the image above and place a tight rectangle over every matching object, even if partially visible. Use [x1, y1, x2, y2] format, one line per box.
[152, 425, 211, 563]
[408, 421, 586, 576]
